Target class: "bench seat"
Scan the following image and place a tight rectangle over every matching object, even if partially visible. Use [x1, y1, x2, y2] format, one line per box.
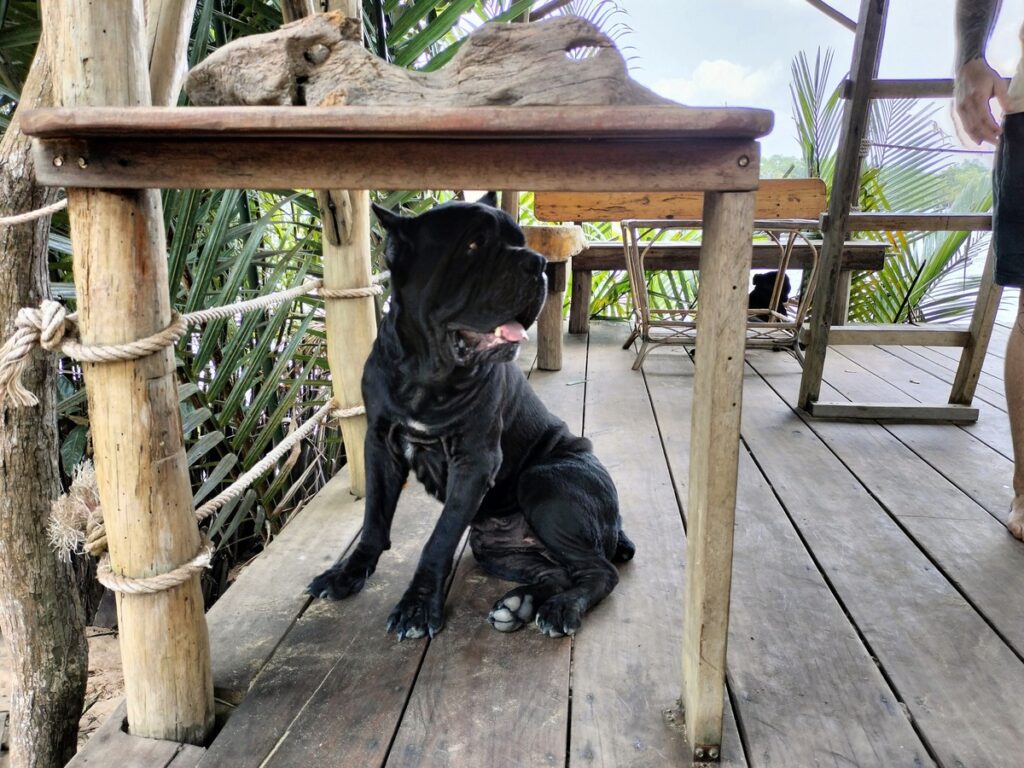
[573, 238, 886, 272]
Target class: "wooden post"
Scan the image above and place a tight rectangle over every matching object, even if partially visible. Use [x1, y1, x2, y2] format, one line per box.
[798, 0, 888, 411]
[832, 270, 852, 325]
[50, 0, 213, 742]
[145, 0, 198, 107]
[950, 243, 1003, 404]
[524, 225, 585, 370]
[682, 191, 754, 759]
[568, 267, 592, 334]
[318, 0, 375, 497]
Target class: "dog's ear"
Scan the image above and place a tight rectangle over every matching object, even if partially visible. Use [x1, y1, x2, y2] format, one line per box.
[371, 203, 409, 234]
[477, 191, 499, 208]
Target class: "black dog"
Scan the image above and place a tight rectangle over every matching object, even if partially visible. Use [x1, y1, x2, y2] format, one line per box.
[748, 270, 791, 321]
[308, 194, 634, 639]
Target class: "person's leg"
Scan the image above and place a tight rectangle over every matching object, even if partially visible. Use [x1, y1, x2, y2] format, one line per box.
[1007, 291, 1024, 539]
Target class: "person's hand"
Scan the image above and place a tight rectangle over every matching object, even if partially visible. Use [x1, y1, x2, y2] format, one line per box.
[955, 57, 1010, 145]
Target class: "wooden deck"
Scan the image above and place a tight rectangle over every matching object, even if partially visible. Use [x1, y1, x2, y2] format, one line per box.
[70, 319, 1024, 768]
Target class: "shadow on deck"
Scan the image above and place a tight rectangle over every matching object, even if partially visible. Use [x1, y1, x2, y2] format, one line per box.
[72, 320, 1024, 768]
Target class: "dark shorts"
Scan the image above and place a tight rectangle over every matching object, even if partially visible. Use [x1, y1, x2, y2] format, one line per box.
[994, 112, 1024, 287]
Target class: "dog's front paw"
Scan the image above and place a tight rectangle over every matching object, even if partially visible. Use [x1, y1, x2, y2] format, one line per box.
[488, 587, 537, 632]
[307, 562, 371, 600]
[535, 594, 584, 638]
[387, 585, 445, 640]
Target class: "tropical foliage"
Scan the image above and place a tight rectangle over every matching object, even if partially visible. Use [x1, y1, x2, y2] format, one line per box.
[0, 0, 629, 602]
[790, 48, 993, 324]
[579, 47, 996, 326]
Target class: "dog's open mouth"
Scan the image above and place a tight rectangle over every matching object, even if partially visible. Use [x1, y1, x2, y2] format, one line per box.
[455, 321, 528, 355]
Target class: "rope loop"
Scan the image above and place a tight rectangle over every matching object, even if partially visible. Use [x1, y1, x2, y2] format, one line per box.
[96, 537, 214, 595]
[319, 284, 383, 299]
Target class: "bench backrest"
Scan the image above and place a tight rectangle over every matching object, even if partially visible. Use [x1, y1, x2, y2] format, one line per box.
[533, 178, 827, 223]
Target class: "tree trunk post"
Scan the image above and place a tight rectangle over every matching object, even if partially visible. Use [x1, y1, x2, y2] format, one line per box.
[145, 0, 198, 107]
[283, 0, 376, 497]
[0, 14, 89, 767]
[47, 0, 214, 742]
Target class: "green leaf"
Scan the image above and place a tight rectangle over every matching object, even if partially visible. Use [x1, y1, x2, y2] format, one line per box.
[60, 425, 89, 477]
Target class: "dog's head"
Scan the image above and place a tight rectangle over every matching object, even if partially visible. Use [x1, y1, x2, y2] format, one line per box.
[372, 194, 548, 368]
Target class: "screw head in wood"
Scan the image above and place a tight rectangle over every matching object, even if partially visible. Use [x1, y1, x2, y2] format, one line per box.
[77, 157, 88, 169]
[695, 747, 705, 759]
[52, 155, 64, 167]
[709, 747, 720, 759]
[738, 155, 750, 167]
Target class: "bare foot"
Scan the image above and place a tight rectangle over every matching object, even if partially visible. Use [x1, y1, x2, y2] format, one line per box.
[1009, 497, 1024, 541]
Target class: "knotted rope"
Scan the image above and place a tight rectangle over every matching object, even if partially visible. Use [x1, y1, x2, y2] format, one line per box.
[0, 273, 387, 408]
[50, 396, 363, 594]
[31, 272, 386, 594]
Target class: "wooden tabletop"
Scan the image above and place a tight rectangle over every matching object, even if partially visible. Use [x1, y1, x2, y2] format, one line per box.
[21, 105, 774, 141]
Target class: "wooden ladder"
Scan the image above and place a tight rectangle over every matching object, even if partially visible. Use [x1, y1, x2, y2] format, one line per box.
[797, 0, 1004, 424]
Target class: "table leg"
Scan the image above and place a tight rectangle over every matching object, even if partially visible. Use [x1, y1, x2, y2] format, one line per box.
[682, 190, 754, 762]
[537, 261, 566, 371]
[568, 267, 592, 335]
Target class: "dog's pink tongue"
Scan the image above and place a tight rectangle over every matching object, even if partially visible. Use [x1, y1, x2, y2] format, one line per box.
[496, 321, 527, 342]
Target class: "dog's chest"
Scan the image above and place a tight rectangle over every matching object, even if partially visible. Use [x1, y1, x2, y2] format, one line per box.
[390, 421, 450, 501]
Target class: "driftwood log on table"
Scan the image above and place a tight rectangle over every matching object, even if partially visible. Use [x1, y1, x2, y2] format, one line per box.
[185, 12, 674, 108]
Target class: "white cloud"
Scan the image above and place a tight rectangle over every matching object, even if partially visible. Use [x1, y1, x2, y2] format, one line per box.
[651, 59, 786, 109]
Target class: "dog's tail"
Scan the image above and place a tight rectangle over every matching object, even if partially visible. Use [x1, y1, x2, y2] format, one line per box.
[613, 529, 636, 562]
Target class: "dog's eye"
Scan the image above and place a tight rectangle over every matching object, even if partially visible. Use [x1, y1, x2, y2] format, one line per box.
[467, 240, 480, 253]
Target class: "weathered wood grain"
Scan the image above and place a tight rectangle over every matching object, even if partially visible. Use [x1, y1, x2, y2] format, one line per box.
[31, 135, 762, 193]
[572, 239, 885, 272]
[202, 485, 442, 768]
[746, 348, 1024, 766]
[798, 0, 889, 410]
[823, 211, 993, 232]
[185, 13, 673, 109]
[205, 468, 365, 700]
[643, 349, 930, 766]
[535, 179, 825, 222]
[569, 323, 747, 767]
[681, 191, 754, 757]
[55, 0, 213, 742]
[22, 105, 775, 141]
[66, 703, 199, 767]
[803, 324, 971, 347]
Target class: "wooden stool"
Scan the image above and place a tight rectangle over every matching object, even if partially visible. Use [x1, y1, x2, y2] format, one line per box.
[523, 224, 586, 371]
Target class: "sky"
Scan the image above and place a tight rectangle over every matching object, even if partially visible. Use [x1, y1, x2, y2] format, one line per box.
[619, 0, 1023, 158]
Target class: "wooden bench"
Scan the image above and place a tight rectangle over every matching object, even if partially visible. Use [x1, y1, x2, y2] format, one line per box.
[529, 180, 889, 365]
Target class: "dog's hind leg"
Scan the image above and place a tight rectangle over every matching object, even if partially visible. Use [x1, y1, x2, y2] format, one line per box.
[517, 458, 627, 637]
[469, 515, 573, 632]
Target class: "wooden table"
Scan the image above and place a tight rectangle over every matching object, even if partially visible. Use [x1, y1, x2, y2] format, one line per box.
[23, 104, 771, 763]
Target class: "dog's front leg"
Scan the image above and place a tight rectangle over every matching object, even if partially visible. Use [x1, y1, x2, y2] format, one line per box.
[387, 453, 498, 640]
[308, 425, 408, 600]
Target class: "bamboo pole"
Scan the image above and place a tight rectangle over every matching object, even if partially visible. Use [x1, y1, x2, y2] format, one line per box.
[47, 0, 213, 742]
[283, 0, 375, 497]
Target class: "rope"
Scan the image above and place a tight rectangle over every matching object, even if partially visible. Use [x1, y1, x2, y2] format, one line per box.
[95, 538, 214, 595]
[182, 280, 323, 325]
[58, 395, 362, 593]
[0, 198, 68, 227]
[194, 399, 339, 520]
[1, 271, 389, 408]
[319, 284, 383, 299]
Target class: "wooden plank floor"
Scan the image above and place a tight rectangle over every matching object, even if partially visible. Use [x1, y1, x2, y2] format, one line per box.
[70, 319, 1024, 768]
